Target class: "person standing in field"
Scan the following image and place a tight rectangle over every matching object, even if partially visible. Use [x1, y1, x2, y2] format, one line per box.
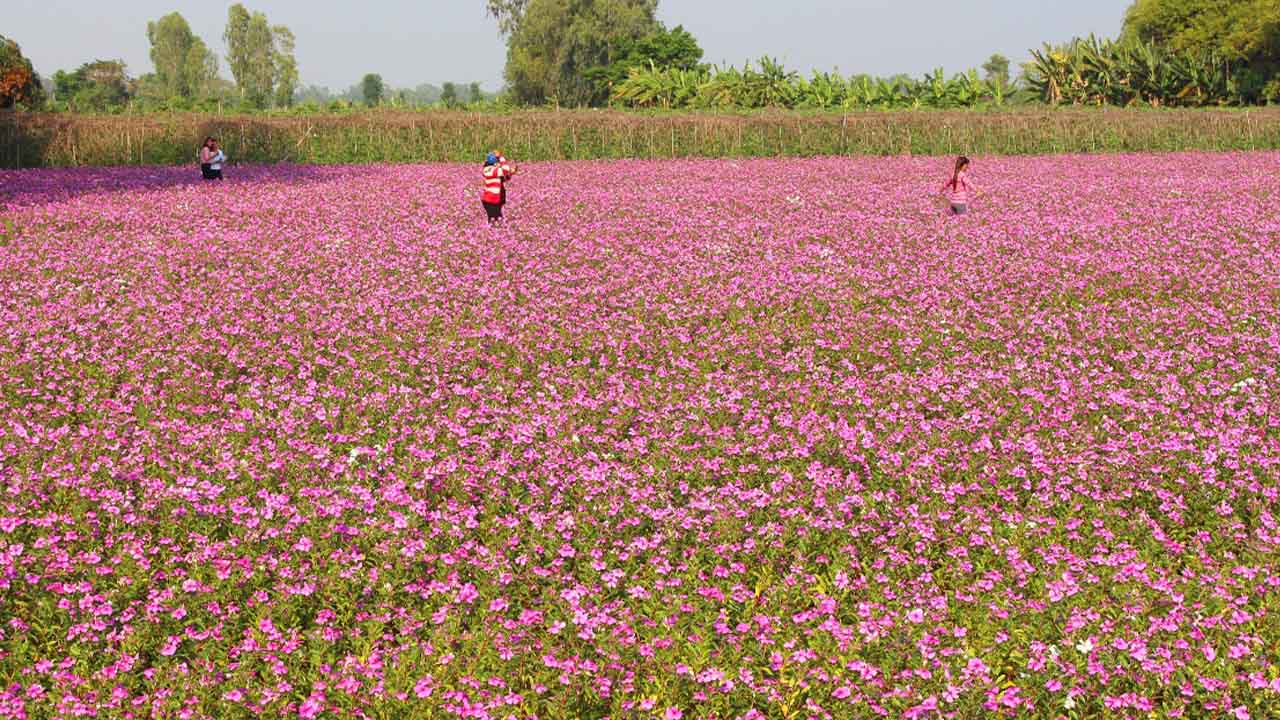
[199, 137, 226, 181]
[941, 155, 976, 215]
[482, 150, 517, 224]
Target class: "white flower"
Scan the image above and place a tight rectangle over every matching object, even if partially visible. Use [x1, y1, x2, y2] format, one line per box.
[1231, 377, 1258, 393]
[1063, 695, 1076, 710]
[1075, 638, 1093, 654]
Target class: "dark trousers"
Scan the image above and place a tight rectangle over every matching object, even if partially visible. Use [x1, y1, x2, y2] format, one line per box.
[201, 164, 222, 180]
[483, 201, 503, 223]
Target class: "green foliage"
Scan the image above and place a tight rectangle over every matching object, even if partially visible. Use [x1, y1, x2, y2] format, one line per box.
[585, 24, 704, 97]
[295, 84, 335, 105]
[272, 26, 298, 108]
[299, 80, 487, 108]
[50, 71, 77, 101]
[441, 81, 459, 107]
[503, 0, 661, 106]
[146, 13, 218, 101]
[224, 4, 295, 109]
[0, 35, 44, 109]
[224, 4, 254, 98]
[51, 60, 132, 112]
[361, 73, 385, 105]
[1119, 0, 1280, 103]
[238, 11, 274, 107]
[982, 54, 1011, 86]
[1122, 0, 1280, 61]
[1026, 35, 1256, 106]
[485, 0, 531, 35]
[612, 57, 1017, 110]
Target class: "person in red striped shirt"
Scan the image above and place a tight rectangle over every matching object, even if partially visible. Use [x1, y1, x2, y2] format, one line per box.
[940, 155, 977, 215]
[482, 150, 518, 224]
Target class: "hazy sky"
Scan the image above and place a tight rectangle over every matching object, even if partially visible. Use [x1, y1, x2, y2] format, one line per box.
[8, 1, 1126, 91]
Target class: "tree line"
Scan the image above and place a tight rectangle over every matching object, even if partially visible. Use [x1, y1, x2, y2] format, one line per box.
[3, 0, 1278, 113]
[22, 5, 297, 112]
[1027, 0, 1280, 107]
[339, 77, 491, 109]
[485, 0, 1278, 109]
[0, 6, 486, 114]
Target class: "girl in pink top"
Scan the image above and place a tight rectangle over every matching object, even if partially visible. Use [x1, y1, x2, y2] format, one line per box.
[941, 155, 976, 215]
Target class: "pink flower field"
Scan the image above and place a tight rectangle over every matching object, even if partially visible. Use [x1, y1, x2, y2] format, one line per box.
[1, 153, 1279, 719]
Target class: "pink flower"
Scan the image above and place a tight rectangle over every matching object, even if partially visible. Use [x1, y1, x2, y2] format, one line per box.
[414, 676, 435, 699]
[905, 695, 939, 718]
[456, 583, 479, 604]
[159, 635, 180, 657]
[298, 692, 325, 719]
[664, 708, 683, 720]
[5, 154, 1278, 718]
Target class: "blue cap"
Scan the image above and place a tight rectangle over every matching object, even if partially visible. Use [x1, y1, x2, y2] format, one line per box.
[485, 152, 498, 165]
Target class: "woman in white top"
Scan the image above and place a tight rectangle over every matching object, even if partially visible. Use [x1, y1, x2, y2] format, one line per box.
[199, 137, 226, 180]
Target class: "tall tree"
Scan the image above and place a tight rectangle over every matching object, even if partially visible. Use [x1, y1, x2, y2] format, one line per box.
[224, 4, 277, 107]
[1122, 0, 1280, 101]
[441, 81, 458, 106]
[147, 13, 218, 100]
[0, 35, 45, 109]
[981, 53, 1010, 87]
[186, 39, 220, 98]
[224, 4, 253, 96]
[361, 73, 384, 105]
[469, 81, 483, 102]
[586, 24, 704, 97]
[1122, 0, 1280, 61]
[485, 0, 532, 36]
[501, 0, 660, 106]
[271, 25, 298, 107]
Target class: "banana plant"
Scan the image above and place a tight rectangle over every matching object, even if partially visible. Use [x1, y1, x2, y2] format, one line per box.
[848, 75, 876, 108]
[923, 67, 953, 107]
[614, 36, 1245, 111]
[798, 71, 845, 109]
[1027, 34, 1241, 108]
[952, 69, 986, 107]
[695, 65, 743, 109]
[613, 63, 667, 108]
[986, 76, 1008, 106]
[745, 56, 799, 108]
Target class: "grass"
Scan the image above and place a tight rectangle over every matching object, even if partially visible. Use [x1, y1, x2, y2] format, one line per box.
[3, 107, 1280, 168]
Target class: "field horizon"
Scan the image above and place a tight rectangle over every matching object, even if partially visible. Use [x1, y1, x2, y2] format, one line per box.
[5, 107, 1280, 170]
